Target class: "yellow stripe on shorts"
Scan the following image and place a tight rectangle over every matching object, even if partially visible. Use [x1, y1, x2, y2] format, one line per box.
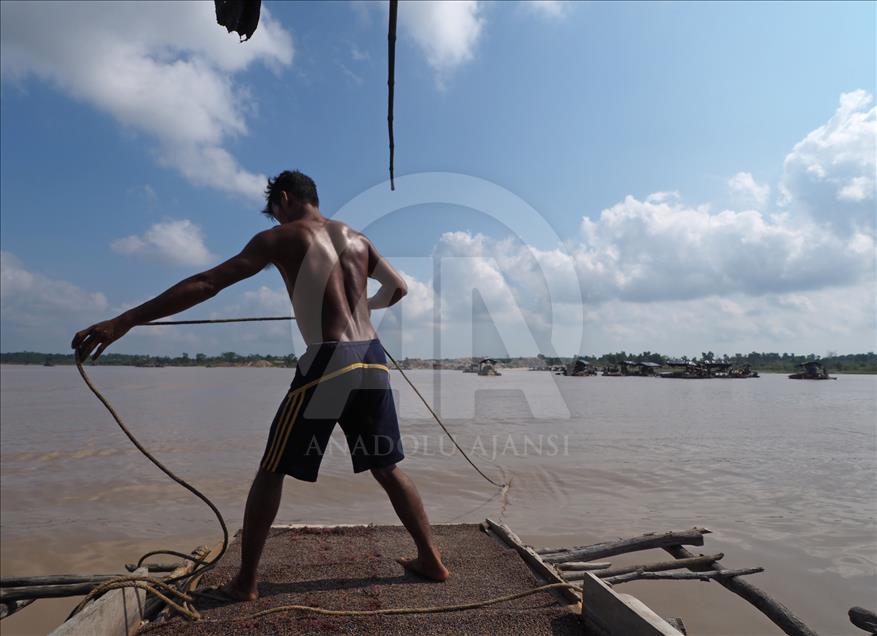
[262, 362, 389, 472]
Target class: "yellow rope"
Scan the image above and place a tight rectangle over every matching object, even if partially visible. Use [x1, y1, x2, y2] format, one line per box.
[71, 576, 199, 620]
[380, 345, 508, 489]
[241, 581, 576, 620]
[136, 582, 577, 632]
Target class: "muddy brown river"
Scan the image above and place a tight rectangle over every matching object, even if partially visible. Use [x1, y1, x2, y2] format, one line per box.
[1, 365, 874, 635]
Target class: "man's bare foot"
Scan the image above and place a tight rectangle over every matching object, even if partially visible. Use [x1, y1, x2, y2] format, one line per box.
[219, 575, 259, 602]
[396, 556, 450, 582]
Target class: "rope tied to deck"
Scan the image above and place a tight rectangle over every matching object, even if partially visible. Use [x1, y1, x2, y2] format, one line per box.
[130, 581, 578, 632]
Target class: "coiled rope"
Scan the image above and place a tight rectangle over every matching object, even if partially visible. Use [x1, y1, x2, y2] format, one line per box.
[71, 315, 509, 623]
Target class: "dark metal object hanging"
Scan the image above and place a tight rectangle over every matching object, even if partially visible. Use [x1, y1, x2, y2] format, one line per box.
[387, 0, 398, 191]
[215, 0, 262, 43]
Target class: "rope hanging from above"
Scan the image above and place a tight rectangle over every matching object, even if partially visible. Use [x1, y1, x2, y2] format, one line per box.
[387, 0, 398, 190]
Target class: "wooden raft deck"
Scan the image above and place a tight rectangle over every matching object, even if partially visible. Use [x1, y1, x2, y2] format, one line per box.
[142, 523, 584, 635]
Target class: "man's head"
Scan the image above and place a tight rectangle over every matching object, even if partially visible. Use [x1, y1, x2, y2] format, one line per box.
[263, 170, 319, 222]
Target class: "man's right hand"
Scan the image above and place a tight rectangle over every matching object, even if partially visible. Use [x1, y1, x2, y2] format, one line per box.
[71, 316, 133, 363]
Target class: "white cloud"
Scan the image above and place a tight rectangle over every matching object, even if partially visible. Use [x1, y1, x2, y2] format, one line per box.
[0, 1, 293, 199]
[523, 1, 572, 19]
[397, 0, 484, 86]
[399, 271, 435, 321]
[111, 220, 217, 267]
[728, 171, 770, 207]
[1, 252, 108, 318]
[574, 195, 874, 302]
[1, 251, 109, 350]
[781, 90, 876, 233]
[409, 182, 872, 322]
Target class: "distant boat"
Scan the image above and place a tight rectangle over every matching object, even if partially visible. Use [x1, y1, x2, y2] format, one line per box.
[477, 358, 501, 376]
[660, 361, 706, 379]
[568, 358, 597, 376]
[728, 364, 759, 379]
[703, 362, 733, 378]
[789, 361, 836, 380]
[621, 361, 663, 377]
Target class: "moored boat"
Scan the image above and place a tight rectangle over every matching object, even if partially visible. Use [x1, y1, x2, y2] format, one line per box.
[477, 358, 502, 376]
[789, 360, 836, 380]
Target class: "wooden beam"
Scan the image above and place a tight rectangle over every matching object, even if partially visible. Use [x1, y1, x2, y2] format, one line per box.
[592, 553, 724, 579]
[482, 518, 581, 606]
[557, 561, 612, 571]
[1, 574, 121, 588]
[542, 528, 710, 563]
[663, 544, 817, 636]
[603, 567, 763, 585]
[2, 582, 120, 602]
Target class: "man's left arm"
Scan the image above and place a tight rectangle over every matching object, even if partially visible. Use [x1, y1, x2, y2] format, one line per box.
[72, 231, 273, 362]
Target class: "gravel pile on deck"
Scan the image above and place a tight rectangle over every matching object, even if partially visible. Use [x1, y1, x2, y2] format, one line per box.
[144, 524, 580, 635]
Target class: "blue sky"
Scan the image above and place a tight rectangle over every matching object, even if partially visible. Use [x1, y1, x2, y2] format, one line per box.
[1, 1, 875, 358]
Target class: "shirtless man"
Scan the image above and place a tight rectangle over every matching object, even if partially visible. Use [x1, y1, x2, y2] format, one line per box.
[72, 170, 450, 600]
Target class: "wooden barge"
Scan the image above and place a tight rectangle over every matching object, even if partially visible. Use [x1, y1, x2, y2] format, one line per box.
[7, 520, 859, 635]
[788, 361, 836, 380]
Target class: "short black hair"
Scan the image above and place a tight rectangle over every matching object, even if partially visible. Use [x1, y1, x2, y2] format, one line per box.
[263, 170, 319, 218]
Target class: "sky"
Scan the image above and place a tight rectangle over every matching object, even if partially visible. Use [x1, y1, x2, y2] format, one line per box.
[1, 0, 875, 359]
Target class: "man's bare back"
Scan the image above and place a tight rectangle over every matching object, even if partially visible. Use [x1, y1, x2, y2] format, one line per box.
[266, 217, 379, 345]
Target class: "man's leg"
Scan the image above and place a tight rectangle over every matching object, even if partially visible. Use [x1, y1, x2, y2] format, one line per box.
[371, 464, 449, 581]
[222, 468, 284, 600]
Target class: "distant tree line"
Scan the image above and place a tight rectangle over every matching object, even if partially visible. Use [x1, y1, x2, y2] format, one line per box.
[0, 351, 298, 368]
[2, 350, 875, 373]
[521, 351, 877, 373]
[573, 351, 877, 373]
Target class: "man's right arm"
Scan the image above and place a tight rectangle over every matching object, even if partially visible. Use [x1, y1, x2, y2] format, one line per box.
[366, 239, 408, 311]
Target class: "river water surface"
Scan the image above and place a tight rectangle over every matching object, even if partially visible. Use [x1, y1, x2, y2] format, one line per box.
[1, 365, 875, 635]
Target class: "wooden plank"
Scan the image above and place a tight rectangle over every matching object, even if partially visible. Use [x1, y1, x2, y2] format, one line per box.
[558, 561, 612, 572]
[603, 567, 763, 585]
[2, 582, 123, 602]
[542, 528, 710, 563]
[482, 518, 582, 607]
[49, 568, 147, 636]
[663, 544, 817, 636]
[1, 574, 121, 588]
[579, 572, 683, 636]
[592, 553, 724, 579]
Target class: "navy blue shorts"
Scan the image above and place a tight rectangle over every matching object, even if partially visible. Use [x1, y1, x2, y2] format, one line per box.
[260, 339, 404, 482]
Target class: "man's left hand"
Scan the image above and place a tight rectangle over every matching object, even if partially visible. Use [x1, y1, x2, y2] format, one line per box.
[71, 317, 132, 362]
